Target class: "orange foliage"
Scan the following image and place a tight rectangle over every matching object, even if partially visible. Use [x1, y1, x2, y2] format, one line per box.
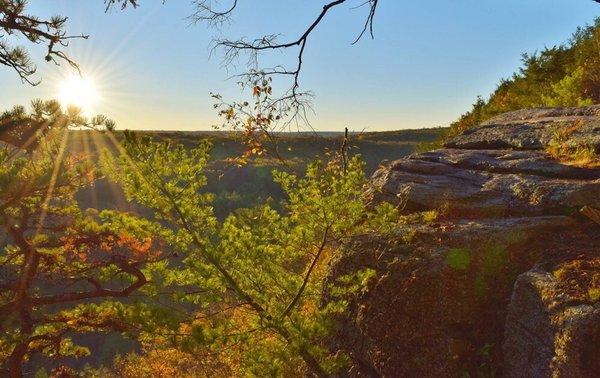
[62, 231, 159, 263]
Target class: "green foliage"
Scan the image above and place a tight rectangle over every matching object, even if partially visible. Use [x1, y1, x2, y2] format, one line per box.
[449, 18, 600, 136]
[542, 67, 593, 107]
[414, 128, 448, 153]
[0, 99, 115, 154]
[0, 107, 165, 376]
[102, 133, 400, 376]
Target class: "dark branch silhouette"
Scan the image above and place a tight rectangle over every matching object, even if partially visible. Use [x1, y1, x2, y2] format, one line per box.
[191, 0, 380, 124]
[0, 0, 140, 85]
[104, 0, 140, 11]
[0, 0, 90, 85]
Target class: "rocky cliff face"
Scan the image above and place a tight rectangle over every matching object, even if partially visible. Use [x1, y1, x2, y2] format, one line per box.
[328, 106, 600, 377]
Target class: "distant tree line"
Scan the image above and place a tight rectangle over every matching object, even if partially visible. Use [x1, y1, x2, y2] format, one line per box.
[450, 17, 600, 136]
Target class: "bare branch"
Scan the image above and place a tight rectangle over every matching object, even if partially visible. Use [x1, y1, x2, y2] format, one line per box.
[351, 0, 379, 44]
[104, 0, 140, 12]
[193, 0, 380, 127]
[189, 0, 238, 26]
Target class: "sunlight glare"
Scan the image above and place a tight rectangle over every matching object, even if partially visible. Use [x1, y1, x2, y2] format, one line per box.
[58, 74, 99, 112]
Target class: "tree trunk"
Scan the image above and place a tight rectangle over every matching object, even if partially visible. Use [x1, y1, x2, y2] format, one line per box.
[298, 346, 330, 378]
[6, 342, 27, 378]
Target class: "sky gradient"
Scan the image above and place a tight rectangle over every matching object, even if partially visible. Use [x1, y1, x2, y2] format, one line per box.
[1, 1, 600, 131]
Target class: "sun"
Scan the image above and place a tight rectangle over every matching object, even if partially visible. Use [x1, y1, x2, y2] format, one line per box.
[58, 74, 99, 112]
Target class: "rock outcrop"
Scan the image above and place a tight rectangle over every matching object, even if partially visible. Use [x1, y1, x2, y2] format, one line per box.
[504, 266, 600, 378]
[369, 106, 600, 216]
[329, 106, 600, 377]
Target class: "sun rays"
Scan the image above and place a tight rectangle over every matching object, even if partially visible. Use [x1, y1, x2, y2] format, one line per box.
[35, 127, 70, 234]
[43, 45, 132, 119]
[31, 127, 134, 236]
[22, 113, 142, 231]
[58, 75, 100, 113]
[11, 2, 167, 233]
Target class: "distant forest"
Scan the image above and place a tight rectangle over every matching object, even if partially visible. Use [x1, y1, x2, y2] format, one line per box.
[70, 128, 445, 220]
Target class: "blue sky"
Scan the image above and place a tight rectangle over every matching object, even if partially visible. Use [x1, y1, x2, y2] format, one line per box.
[1, 1, 599, 131]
